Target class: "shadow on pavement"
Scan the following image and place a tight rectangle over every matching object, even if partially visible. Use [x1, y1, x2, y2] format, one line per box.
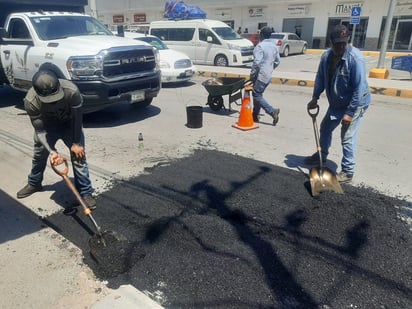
[43, 149, 412, 308]
[0, 189, 44, 244]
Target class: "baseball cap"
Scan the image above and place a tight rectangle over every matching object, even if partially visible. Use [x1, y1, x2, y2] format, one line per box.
[330, 25, 349, 44]
[32, 71, 64, 103]
[260, 26, 272, 39]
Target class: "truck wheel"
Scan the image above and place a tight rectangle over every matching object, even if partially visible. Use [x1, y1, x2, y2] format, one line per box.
[214, 55, 228, 67]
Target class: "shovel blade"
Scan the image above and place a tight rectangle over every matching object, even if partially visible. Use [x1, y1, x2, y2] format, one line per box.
[309, 167, 344, 196]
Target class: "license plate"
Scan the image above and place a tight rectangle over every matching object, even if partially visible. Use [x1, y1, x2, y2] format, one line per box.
[130, 90, 145, 103]
[185, 70, 193, 77]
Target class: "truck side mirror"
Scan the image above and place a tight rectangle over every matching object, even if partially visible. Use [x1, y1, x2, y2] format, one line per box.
[0, 28, 7, 39]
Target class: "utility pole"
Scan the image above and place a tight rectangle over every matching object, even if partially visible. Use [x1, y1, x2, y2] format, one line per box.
[377, 0, 397, 68]
[369, 0, 397, 78]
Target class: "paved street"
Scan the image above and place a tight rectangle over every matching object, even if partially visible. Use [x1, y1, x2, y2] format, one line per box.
[0, 54, 411, 308]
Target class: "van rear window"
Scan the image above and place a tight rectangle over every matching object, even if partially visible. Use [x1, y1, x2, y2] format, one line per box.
[151, 28, 195, 41]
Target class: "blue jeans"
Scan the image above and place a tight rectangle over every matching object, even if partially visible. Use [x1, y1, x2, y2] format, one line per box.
[28, 127, 94, 196]
[319, 106, 367, 176]
[252, 79, 275, 116]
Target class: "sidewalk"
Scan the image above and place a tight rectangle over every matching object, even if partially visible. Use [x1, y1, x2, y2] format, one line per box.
[195, 50, 412, 99]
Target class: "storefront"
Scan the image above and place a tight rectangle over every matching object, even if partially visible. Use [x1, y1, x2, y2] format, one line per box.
[378, 1, 412, 51]
[89, 0, 412, 52]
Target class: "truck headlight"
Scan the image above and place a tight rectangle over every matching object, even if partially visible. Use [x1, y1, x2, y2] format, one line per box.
[67, 56, 103, 80]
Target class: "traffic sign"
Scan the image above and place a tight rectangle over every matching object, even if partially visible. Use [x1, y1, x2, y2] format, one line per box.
[350, 6, 361, 24]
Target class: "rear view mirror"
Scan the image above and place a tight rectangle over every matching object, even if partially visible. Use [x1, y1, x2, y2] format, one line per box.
[0, 28, 7, 39]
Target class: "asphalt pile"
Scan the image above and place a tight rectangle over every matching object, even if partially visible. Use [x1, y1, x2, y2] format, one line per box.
[44, 149, 412, 309]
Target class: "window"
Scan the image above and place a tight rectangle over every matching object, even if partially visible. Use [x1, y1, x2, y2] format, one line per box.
[151, 28, 195, 41]
[198, 28, 220, 44]
[9, 19, 30, 39]
[289, 34, 299, 40]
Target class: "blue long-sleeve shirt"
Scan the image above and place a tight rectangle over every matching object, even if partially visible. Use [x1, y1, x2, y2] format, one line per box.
[312, 45, 371, 118]
[250, 38, 280, 84]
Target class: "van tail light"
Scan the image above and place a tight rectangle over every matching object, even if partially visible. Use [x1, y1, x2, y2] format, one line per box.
[277, 40, 283, 46]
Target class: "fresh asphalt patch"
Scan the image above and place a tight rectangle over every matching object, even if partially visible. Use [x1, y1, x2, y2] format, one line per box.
[43, 149, 412, 308]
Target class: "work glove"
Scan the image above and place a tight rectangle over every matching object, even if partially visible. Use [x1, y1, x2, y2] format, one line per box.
[307, 98, 318, 110]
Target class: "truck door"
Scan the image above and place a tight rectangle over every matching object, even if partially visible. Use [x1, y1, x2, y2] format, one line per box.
[1, 18, 36, 91]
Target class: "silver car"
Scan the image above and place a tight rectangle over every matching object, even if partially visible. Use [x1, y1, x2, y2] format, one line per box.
[270, 32, 308, 57]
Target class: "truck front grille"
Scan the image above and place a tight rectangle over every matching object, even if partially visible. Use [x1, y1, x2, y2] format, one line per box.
[103, 46, 156, 77]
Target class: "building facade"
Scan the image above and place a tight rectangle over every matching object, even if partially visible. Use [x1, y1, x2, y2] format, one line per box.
[86, 0, 412, 51]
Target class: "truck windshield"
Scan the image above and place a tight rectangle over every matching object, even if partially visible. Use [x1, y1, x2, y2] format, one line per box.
[212, 27, 242, 41]
[30, 15, 113, 40]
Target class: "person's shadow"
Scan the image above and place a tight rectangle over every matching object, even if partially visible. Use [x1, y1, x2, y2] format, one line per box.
[284, 154, 338, 172]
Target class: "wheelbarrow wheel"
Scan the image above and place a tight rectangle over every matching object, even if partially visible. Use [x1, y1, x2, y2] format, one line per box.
[207, 95, 224, 111]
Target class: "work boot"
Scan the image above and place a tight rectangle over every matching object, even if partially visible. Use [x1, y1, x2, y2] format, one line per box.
[271, 108, 280, 126]
[253, 113, 260, 123]
[303, 153, 327, 165]
[82, 194, 97, 210]
[336, 171, 353, 183]
[17, 183, 43, 199]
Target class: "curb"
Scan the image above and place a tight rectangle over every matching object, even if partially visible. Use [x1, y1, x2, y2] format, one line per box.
[196, 71, 412, 99]
[91, 285, 164, 309]
[306, 49, 412, 58]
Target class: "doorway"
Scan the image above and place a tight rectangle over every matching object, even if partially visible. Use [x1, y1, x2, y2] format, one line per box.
[283, 18, 314, 48]
[379, 16, 412, 51]
[392, 19, 412, 50]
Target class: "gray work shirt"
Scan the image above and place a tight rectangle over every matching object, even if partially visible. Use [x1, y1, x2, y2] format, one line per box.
[250, 38, 280, 84]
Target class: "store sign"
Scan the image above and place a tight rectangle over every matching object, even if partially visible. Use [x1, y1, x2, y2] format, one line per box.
[113, 15, 124, 23]
[288, 5, 310, 16]
[248, 7, 264, 17]
[335, 2, 363, 16]
[134, 13, 146, 23]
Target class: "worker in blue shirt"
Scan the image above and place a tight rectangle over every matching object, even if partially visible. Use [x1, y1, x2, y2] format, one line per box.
[304, 24, 371, 183]
[250, 26, 281, 125]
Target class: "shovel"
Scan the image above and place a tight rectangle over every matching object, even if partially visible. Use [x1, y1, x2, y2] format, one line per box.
[307, 105, 343, 196]
[52, 157, 128, 264]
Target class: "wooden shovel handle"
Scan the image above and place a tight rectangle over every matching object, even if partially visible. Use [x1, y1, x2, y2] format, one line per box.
[51, 157, 69, 177]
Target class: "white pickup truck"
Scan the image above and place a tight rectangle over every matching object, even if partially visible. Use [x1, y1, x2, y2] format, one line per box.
[0, 11, 161, 113]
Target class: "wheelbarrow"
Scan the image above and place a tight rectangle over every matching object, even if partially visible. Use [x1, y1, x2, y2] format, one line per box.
[202, 77, 251, 111]
[307, 105, 343, 196]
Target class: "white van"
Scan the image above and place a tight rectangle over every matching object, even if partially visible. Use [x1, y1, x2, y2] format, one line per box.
[149, 19, 254, 67]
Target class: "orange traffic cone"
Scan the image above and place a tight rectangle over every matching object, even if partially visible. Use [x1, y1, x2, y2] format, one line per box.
[232, 85, 258, 131]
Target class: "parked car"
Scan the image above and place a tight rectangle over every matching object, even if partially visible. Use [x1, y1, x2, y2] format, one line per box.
[121, 32, 197, 83]
[241, 33, 260, 46]
[270, 32, 307, 57]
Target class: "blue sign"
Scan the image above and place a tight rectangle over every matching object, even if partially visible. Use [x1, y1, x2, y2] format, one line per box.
[350, 6, 361, 24]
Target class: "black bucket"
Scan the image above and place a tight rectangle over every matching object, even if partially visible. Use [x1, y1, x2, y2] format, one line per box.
[186, 106, 203, 128]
